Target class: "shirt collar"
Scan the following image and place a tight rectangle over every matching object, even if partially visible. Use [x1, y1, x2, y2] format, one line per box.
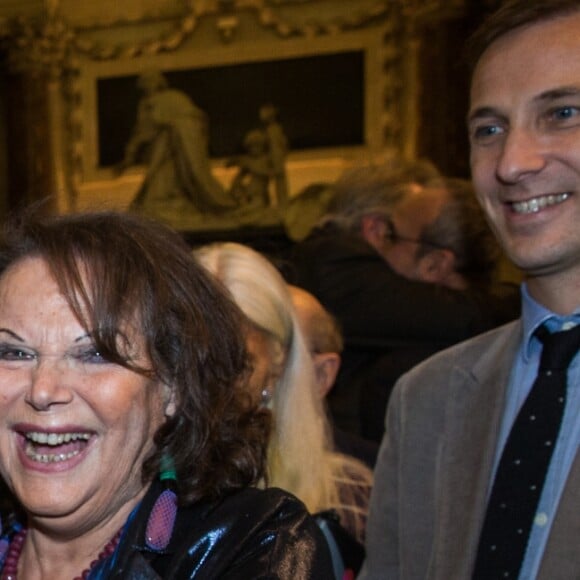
[521, 283, 580, 361]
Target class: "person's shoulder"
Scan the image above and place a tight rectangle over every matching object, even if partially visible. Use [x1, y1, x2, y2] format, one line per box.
[403, 319, 521, 383]
[179, 486, 314, 531]
[294, 225, 377, 259]
[221, 486, 309, 512]
[170, 487, 322, 553]
[382, 321, 522, 429]
[170, 487, 332, 577]
[289, 227, 384, 290]
[139, 487, 331, 578]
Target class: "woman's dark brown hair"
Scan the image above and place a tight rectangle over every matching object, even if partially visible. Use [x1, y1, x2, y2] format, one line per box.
[0, 210, 270, 504]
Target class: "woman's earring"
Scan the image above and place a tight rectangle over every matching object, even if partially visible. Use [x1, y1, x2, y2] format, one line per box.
[146, 453, 177, 551]
[260, 386, 273, 407]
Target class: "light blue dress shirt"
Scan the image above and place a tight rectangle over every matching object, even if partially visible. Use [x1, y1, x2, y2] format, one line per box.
[492, 284, 580, 579]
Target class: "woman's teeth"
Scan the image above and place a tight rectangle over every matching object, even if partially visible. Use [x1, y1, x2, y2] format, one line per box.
[24, 432, 91, 463]
[26, 432, 90, 445]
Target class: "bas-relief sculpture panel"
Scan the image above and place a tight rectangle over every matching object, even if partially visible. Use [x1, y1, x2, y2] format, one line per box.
[2, 0, 460, 232]
[77, 35, 379, 228]
[67, 10, 400, 231]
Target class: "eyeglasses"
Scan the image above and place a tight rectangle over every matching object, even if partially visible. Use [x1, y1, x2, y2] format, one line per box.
[384, 217, 448, 251]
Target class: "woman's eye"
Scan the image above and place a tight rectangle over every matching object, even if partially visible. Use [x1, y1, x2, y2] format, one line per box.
[74, 347, 109, 364]
[0, 346, 35, 361]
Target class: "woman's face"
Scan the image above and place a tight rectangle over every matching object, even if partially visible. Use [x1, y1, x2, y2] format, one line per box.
[0, 257, 171, 532]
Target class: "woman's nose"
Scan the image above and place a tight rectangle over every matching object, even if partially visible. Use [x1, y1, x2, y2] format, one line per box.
[24, 357, 74, 411]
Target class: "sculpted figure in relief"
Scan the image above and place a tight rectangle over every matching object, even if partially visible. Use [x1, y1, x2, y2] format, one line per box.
[118, 71, 237, 217]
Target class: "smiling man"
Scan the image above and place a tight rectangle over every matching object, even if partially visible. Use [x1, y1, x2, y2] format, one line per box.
[361, 1, 580, 579]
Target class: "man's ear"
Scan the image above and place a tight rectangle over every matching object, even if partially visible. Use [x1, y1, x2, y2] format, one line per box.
[360, 214, 388, 253]
[312, 352, 341, 399]
[416, 248, 456, 285]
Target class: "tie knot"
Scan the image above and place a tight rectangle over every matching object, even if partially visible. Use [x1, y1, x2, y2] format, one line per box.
[536, 323, 580, 371]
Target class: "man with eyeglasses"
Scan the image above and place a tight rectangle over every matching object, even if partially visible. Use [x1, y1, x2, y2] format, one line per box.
[290, 161, 519, 438]
[360, 176, 521, 441]
[379, 178, 484, 291]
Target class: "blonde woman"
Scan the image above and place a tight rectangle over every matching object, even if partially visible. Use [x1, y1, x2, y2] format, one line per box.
[195, 243, 372, 555]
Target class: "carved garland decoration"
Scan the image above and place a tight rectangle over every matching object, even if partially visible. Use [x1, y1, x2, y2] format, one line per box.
[4, 1, 422, 66]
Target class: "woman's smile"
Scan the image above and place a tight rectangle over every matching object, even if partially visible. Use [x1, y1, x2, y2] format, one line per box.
[15, 426, 95, 469]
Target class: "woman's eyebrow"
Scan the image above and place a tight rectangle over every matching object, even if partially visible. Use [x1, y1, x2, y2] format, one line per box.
[0, 328, 24, 342]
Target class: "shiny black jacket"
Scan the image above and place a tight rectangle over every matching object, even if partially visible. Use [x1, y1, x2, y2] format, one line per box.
[98, 481, 334, 579]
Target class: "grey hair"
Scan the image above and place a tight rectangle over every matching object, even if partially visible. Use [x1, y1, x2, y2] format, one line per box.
[323, 157, 442, 234]
[419, 178, 500, 285]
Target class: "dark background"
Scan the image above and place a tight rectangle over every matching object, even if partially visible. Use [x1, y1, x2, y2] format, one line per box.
[415, 0, 502, 178]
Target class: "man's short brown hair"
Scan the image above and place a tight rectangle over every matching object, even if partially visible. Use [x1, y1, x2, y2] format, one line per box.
[467, 0, 580, 70]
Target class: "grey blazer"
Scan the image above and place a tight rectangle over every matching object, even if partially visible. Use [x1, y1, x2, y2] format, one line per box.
[360, 321, 580, 580]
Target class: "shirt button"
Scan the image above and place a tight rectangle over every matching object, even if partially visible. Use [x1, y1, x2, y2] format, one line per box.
[535, 512, 548, 527]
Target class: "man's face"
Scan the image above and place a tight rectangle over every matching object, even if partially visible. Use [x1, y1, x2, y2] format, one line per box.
[380, 187, 448, 281]
[469, 13, 580, 291]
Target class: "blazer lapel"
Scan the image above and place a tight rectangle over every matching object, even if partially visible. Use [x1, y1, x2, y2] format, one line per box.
[431, 323, 522, 579]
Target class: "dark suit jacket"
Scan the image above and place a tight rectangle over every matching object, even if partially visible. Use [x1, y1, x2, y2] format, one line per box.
[360, 321, 580, 580]
[291, 225, 495, 345]
[333, 425, 379, 469]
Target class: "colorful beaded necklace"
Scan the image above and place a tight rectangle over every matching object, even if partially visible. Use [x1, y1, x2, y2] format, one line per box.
[0, 526, 123, 580]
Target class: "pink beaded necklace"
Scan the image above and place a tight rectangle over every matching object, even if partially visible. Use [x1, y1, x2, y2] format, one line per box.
[1, 526, 123, 580]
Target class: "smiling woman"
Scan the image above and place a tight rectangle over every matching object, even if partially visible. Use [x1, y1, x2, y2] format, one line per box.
[0, 210, 332, 579]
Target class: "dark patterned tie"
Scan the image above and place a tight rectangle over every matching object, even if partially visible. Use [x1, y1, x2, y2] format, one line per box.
[472, 323, 580, 579]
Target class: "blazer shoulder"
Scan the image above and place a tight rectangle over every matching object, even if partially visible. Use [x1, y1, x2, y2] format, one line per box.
[148, 487, 333, 578]
[401, 319, 522, 387]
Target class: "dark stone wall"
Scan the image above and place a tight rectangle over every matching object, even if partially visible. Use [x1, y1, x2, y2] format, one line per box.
[415, 0, 501, 178]
[3, 71, 55, 214]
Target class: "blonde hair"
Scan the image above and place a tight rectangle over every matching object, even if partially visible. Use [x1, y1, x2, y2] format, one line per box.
[195, 242, 368, 514]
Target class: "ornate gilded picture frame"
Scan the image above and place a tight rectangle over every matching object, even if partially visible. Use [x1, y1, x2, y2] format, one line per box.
[71, 26, 400, 215]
